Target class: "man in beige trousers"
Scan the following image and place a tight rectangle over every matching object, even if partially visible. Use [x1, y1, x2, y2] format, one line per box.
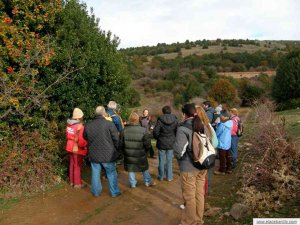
[174, 103, 207, 225]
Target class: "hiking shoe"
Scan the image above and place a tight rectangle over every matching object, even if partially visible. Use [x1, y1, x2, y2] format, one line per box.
[145, 181, 156, 187]
[214, 171, 225, 175]
[179, 204, 185, 210]
[130, 184, 137, 188]
[167, 179, 173, 182]
[74, 183, 87, 189]
[112, 192, 121, 198]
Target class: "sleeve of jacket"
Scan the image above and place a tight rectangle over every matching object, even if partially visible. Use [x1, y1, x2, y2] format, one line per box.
[112, 115, 123, 132]
[143, 131, 152, 151]
[83, 126, 88, 140]
[173, 127, 189, 160]
[109, 123, 120, 150]
[119, 130, 125, 152]
[216, 123, 223, 140]
[153, 120, 161, 140]
[207, 111, 214, 124]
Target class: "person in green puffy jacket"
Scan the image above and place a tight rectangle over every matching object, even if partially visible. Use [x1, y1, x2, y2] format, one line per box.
[120, 112, 156, 188]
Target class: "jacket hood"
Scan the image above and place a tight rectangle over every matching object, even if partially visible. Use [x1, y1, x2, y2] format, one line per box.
[222, 120, 233, 129]
[159, 114, 177, 125]
[67, 119, 80, 125]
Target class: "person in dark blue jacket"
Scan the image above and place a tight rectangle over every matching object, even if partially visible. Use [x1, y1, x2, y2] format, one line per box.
[106, 101, 124, 132]
[153, 105, 177, 181]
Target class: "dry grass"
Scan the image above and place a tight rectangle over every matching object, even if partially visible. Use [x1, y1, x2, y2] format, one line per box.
[238, 101, 300, 216]
[218, 71, 276, 79]
[147, 42, 286, 61]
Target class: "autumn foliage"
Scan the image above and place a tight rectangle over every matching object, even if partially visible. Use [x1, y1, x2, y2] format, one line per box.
[207, 78, 237, 104]
[0, 0, 131, 196]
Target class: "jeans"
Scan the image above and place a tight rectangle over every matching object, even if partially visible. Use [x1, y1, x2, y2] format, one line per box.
[128, 170, 152, 187]
[91, 162, 121, 197]
[158, 149, 173, 181]
[181, 170, 207, 225]
[230, 135, 239, 168]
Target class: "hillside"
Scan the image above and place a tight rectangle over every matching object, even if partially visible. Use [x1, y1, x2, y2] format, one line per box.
[125, 39, 290, 113]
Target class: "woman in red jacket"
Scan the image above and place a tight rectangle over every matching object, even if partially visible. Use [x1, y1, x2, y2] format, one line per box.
[65, 108, 87, 188]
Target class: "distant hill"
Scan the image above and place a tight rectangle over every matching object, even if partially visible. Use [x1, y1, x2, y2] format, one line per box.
[123, 39, 300, 114]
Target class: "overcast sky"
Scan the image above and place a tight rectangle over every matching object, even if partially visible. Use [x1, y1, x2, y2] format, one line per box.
[82, 0, 299, 49]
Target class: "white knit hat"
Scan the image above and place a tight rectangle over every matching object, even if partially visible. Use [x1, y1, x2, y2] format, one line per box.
[107, 101, 117, 110]
[72, 108, 84, 119]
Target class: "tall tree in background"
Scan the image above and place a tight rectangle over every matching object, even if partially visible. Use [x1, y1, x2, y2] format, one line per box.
[272, 50, 300, 109]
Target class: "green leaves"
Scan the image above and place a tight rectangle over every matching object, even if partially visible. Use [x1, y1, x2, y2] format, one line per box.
[272, 50, 300, 104]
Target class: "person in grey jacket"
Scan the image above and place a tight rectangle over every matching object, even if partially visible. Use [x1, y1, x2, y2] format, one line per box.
[202, 101, 215, 124]
[174, 103, 207, 225]
[83, 106, 121, 198]
[153, 105, 177, 181]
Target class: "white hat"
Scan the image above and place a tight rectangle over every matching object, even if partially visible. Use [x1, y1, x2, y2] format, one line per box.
[107, 101, 117, 110]
[72, 108, 84, 119]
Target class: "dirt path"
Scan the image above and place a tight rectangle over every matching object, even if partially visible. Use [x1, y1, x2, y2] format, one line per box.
[0, 159, 184, 225]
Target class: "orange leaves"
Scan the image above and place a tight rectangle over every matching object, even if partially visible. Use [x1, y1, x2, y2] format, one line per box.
[3, 17, 12, 24]
[7, 66, 14, 74]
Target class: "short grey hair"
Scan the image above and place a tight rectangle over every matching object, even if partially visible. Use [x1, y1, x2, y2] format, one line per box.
[95, 106, 106, 116]
[107, 101, 117, 110]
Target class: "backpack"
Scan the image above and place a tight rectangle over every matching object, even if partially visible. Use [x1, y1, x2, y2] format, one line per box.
[232, 117, 244, 137]
[192, 132, 216, 169]
[182, 123, 216, 170]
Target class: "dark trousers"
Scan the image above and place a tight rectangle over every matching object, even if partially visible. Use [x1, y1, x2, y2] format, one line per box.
[149, 145, 154, 157]
[218, 149, 231, 172]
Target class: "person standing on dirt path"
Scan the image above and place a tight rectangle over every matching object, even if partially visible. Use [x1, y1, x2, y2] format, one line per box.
[153, 105, 177, 182]
[65, 108, 87, 189]
[174, 103, 207, 225]
[229, 108, 241, 169]
[139, 109, 156, 158]
[119, 112, 156, 188]
[83, 106, 121, 198]
[214, 110, 233, 175]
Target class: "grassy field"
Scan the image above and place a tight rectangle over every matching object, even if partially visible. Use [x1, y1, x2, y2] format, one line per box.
[147, 42, 286, 60]
[276, 108, 300, 147]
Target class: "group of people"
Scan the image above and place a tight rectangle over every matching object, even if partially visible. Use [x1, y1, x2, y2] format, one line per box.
[65, 100, 241, 225]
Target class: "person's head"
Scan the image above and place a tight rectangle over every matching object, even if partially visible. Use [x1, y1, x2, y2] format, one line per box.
[95, 106, 106, 117]
[128, 112, 140, 124]
[72, 108, 84, 120]
[195, 105, 210, 127]
[230, 108, 239, 116]
[182, 103, 196, 118]
[162, 105, 171, 114]
[202, 101, 211, 109]
[107, 101, 117, 110]
[142, 109, 149, 117]
[220, 110, 229, 122]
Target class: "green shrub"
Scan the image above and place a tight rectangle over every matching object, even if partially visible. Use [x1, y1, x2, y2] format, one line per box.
[156, 80, 173, 91]
[272, 50, 300, 102]
[276, 98, 300, 111]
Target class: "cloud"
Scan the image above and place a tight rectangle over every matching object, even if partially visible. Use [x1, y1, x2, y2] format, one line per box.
[82, 0, 300, 48]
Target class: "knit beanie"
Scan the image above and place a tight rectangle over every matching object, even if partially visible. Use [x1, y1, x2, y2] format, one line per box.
[72, 108, 84, 119]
